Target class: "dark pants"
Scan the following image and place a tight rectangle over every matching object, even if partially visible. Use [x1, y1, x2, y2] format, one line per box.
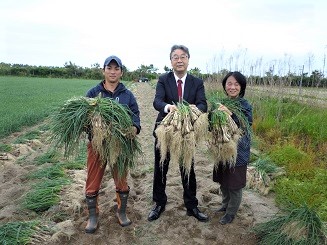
[220, 186, 242, 215]
[152, 139, 198, 209]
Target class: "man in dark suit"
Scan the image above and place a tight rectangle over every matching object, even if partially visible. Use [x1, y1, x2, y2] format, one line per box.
[148, 44, 208, 222]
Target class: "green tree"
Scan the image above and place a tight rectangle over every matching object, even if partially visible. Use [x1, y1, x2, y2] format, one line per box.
[64, 61, 81, 77]
[163, 65, 171, 72]
[189, 67, 201, 77]
[310, 70, 324, 87]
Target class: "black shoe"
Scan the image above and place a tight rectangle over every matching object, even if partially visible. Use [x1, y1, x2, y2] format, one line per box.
[148, 205, 165, 221]
[186, 207, 209, 222]
[215, 207, 227, 213]
[219, 213, 235, 225]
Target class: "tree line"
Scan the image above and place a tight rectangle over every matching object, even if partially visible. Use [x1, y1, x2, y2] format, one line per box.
[0, 62, 326, 87]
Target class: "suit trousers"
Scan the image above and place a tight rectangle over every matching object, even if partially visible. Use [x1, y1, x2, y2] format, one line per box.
[85, 142, 129, 197]
[152, 139, 198, 209]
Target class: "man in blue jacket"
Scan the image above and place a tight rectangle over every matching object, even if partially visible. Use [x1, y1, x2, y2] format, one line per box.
[84, 55, 141, 233]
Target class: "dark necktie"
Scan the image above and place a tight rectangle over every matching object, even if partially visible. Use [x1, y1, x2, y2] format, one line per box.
[177, 79, 183, 102]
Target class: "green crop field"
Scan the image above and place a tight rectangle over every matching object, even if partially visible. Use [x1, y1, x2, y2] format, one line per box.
[0, 76, 98, 138]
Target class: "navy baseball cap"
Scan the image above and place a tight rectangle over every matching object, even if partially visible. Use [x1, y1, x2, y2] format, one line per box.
[103, 55, 123, 68]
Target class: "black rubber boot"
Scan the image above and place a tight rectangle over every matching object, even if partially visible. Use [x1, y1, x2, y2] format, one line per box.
[116, 190, 132, 227]
[85, 195, 99, 233]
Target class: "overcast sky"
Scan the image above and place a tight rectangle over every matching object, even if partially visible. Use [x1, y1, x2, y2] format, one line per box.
[1, 0, 326, 75]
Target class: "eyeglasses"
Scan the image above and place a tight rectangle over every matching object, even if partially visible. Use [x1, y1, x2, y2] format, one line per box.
[171, 54, 188, 61]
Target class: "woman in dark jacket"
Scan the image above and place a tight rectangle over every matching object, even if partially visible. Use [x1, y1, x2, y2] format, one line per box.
[213, 71, 253, 225]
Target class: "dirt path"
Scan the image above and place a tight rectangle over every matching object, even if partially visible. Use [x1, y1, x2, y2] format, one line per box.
[0, 82, 279, 245]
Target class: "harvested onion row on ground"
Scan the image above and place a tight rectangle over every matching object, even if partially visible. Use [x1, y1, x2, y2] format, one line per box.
[253, 204, 326, 245]
[155, 102, 208, 177]
[0, 220, 51, 245]
[246, 158, 285, 195]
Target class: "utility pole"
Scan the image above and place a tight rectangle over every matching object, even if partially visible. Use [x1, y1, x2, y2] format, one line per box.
[298, 65, 304, 100]
[323, 45, 326, 77]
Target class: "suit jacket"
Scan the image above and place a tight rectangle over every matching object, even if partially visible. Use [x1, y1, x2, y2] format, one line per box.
[153, 71, 207, 128]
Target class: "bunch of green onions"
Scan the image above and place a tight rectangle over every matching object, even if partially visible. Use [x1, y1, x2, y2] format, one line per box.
[155, 101, 208, 177]
[50, 96, 141, 175]
[205, 93, 252, 167]
[208, 93, 251, 134]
